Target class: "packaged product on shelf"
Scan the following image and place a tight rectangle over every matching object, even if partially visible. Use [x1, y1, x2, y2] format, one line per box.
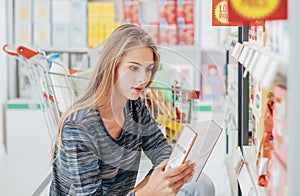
[256, 92, 274, 187]
[123, 0, 140, 25]
[178, 24, 194, 45]
[69, 0, 87, 24]
[69, 23, 87, 48]
[248, 21, 266, 47]
[88, 2, 116, 47]
[272, 85, 288, 167]
[142, 22, 160, 45]
[52, 0, 70, 24]
[159, 24, 178, 46]
[14, 22, 32, 45]
[33, 0, 50, 23]
[52, 23, 69, 47]
[176, 0, 194, 25]
[252, 83, 274, 118]
[15, 0, 32, 23]
[159, 0, 177, 26]
[33, 23, 51, 48]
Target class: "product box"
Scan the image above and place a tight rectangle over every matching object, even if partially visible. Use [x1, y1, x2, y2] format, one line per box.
[69, 23, 87, 48]
[272, 85, 288, 167]
[177, 0, 194, 26]
[252, 83, 274, 118]
[159, 24, 178, 46]
[178, 24, 194, 45]
[33, 23, 51, 47]
[159, 0, 177, 26]
[15, 0, 32, 23]
[70, 0, 87, 24]
[249, 21, 266, 47]
[33, 0, 50, 23]
[250, 113, 265, 156]
[52, 23, 69, 47]
[52, 0, 70, 24]
[14, 22, 32, 45]
[123, 0, 140, 24]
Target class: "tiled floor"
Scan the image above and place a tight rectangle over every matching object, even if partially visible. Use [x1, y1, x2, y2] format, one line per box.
[0, 111, 232, 196]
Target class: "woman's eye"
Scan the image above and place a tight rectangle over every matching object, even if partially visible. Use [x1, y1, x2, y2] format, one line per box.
[129, 66, 138, 71]
[146, 66, 154, 72]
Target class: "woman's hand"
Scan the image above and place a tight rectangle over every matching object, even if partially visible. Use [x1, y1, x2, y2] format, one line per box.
[136, 159, 195, 196]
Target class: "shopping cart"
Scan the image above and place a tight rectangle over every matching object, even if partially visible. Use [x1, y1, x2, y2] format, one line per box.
[2, 44, 90, 141]
[142, 86, 200, 145]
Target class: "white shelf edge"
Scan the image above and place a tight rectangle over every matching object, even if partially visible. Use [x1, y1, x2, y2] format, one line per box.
[232, 42, 287, 89]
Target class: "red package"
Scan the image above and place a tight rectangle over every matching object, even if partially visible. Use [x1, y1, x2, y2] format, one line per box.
[159, 24, 178, 46]
[159, 0, 177, 25]
[178, 24, 194, 45]
[123, 0, 140, 24]
[256, 92, 274, 187]
[177, 0, 194, 25]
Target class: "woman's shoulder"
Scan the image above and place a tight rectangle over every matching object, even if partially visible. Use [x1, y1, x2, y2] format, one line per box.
[64, 108, 101, 130]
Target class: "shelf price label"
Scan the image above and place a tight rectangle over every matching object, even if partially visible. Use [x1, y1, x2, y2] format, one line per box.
[212, 0, 242, 26]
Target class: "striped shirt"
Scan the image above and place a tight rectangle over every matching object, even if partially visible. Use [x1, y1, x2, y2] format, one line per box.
[50, 98, 172, 195]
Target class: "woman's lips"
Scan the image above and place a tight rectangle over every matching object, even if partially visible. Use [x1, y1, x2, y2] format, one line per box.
[133, 87, 143, 93]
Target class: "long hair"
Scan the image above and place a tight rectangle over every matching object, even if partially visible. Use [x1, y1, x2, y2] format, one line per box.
[51, 24, 160, 161]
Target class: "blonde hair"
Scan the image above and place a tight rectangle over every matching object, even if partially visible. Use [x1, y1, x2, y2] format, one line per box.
[51, 24, 160, 161]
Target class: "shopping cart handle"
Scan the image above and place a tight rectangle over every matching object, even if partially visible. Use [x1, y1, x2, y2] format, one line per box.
[17, 45, 39, 59]
[2, 44, 39, 59]
[2, 44, 17, 56]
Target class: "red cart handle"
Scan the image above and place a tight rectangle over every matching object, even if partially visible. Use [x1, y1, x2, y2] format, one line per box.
[3, 44, 39, 59]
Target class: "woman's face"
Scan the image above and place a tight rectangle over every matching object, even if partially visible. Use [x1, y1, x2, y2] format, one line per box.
[115, 46, 155, 101]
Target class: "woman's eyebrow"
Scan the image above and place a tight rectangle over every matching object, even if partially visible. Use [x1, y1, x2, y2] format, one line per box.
[128, 61, 154, 67]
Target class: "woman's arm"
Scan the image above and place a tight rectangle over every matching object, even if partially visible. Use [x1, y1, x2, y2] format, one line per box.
[54, 128, 102, 195]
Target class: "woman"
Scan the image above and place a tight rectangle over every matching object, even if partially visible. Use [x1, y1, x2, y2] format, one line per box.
[50, 24, 214, 195]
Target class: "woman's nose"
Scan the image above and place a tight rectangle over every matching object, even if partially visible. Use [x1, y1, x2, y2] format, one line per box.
[137, 70, 149, 84]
